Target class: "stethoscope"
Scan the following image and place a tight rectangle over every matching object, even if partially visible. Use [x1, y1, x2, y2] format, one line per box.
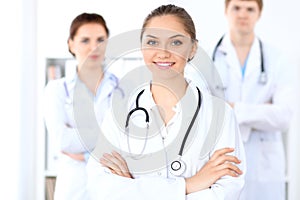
[212, 35, 267, 85]
[125, 86, 202, 176]
[64, 81, 72, 104]
[63, 74, 124, 105]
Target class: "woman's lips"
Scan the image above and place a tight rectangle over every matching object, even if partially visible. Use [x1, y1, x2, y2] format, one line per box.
[89, 55, 100, 60]
[154, 62, 175, 69]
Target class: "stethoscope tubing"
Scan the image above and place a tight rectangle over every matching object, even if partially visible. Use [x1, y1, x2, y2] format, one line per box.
[125, 86, 202, 161]
[178, 87, 201, 156]
[125, 89, 149, 128]
[212, 35, 267, 84]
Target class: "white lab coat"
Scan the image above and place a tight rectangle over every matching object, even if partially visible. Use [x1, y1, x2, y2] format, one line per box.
[212, 34, 296, 200]
[43, 70, 118, 200]
[87, 80, 246, 200]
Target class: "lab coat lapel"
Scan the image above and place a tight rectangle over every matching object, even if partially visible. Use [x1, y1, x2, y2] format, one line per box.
[64, 65, 78, 98]
[244, 38, 261, 79]
[222, 35, 242, 81]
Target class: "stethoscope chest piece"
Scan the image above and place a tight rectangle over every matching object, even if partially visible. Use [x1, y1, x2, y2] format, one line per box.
[259, 71, 267, 85]
[170, 159, 186, 176]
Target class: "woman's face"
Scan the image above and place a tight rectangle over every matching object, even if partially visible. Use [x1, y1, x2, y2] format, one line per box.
[141, 15, 196, 80]
[68, 23, 108, 69]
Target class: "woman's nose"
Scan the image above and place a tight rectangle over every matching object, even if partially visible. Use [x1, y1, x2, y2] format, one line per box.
[156, 48, 171, 59]
[92, 42, 99, 50]
[88, 41, 100, 52]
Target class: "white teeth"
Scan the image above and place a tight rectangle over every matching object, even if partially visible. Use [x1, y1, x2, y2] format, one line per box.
[156, 62, 173, 67]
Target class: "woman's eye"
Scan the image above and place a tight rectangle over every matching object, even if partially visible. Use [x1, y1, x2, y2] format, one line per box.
[146, 40, 158, 46]
[81, 39, 89, 44]
[171, 40, 183, 46]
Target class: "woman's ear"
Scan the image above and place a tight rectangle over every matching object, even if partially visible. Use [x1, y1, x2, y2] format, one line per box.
[68, 39, 75, 57]
[188, 41, 198, 62]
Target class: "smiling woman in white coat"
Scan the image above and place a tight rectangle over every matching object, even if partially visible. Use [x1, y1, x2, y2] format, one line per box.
[211, 0, 297, 199]
[43, 13, 118, 200]
[86, 4, 246, 200]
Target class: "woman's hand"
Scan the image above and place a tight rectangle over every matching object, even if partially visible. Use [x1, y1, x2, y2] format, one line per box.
[228, 102, 235, 108]
[62, 152, 85, 161]
[100, 151, 133, 179]
[185, 147, 243, 194]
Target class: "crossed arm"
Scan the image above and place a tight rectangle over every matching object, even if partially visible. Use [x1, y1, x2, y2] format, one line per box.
[101, 147, 242, 195]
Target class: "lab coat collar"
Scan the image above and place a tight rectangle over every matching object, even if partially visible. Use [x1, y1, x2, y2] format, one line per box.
[94, 71, 119, 100]
[64, 64, 78, 91]
[64, 66, 118, 100]
[141, 80, 199, 128]
[220, 34, 243, 80]
[64, 61, 78, 83]
[216, 34, 228, 55]
[219, 34, 262, 80]
[138, 82, 199, 146]
[243, 37, 262, 78]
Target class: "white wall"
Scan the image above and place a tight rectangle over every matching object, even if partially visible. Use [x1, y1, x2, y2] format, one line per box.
[0, 0, 22, 199]
[34, 0, 299, 199]
[37, 0, 300, 59]
[0, 0, 40, 199]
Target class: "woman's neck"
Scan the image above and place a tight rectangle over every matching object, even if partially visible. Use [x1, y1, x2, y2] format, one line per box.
[151, 76, 187, 100]
[78, 65, 104, 95]
[151, 76, 187, 124]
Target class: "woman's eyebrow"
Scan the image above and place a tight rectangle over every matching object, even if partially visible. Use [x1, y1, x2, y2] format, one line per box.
[169, 34, 185, 39]
[144, 35, 158, 39]
[144, 34, 186, 39]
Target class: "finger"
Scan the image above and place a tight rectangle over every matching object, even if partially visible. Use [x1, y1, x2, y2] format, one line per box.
[100, 157, 127, 177]
[111, 154, 132, 178]
[99, 157, 115, 169]
[111, 151, 127, 166]
[100, 157, 133, 178]
[103, 153, 122, 166]
[102, 153, 129, 176]
[105, 152, 129, 174]
[109, 169, 118, 175]
[104, 166, 122, 177]
[216, 162, 243, 176]
[213, 155, 241, 166]
[111, 151, 130, 172]
[100, 157, 122, 174]
[111, 151, 127, 165]
[210, 147, 235, 161]
[218, 168, 240, 178]
[225, 162, 243, 175]
[211, 168, 239, 180]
